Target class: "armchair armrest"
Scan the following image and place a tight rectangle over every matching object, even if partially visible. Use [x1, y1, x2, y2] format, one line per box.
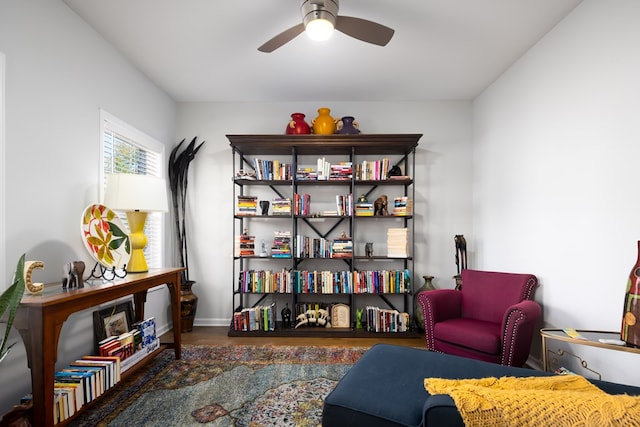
[417, 290, 462, 351]
[500, 300, 541, 367]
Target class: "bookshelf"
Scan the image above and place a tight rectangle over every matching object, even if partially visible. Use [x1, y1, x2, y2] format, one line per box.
[228, 134, 421, 337]
[14, 267, 183, 426]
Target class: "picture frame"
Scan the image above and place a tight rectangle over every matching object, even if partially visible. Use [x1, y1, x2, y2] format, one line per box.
[93, 301, 134, 344]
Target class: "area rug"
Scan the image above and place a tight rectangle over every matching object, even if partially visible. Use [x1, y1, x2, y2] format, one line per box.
[69, 344, 368, 427]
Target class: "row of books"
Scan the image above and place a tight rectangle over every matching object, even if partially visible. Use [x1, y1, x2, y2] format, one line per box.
[353, 269, 411, 294]
[239, 193, 410, 218]
[53, 354, 121, 424]
[355, 159, 392, 181]
[252, 159, 292, 180]
[232, 303, 276, 331]
[294, 235, 353, 258]
[364, 307, 411, 333]
[293, 193, 311, 216]
[335, 193, 353, 216]
[237, 268, 411, 294]
[237, 269, 293, 293]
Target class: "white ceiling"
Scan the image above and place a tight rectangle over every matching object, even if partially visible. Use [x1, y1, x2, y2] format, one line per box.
[63, 0, 582, 103]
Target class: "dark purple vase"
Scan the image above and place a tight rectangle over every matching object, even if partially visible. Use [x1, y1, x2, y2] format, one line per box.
[337, 116, 360, 134]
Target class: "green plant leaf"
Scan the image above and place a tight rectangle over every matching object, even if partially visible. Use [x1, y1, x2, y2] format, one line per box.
[0, 254, 26, 361]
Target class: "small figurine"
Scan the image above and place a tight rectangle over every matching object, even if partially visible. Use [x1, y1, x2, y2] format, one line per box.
[260, 240, 268, 257]
[260, 200, 270, 216]
[365, 242, 374, 257]
[357, 194, 368, 203]
[281, 303, 292, 328]
[356, 308, 364, 329]
[374, 195, 389, 216]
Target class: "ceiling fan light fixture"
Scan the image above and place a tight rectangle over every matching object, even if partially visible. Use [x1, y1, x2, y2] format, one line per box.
[305, 18, 334, 41]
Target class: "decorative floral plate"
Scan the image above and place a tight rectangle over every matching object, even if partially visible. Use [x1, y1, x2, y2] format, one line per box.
[81, 204, 131, 269]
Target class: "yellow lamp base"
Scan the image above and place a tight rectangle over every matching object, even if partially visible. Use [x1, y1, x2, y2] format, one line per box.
[126, 211, 149, 273]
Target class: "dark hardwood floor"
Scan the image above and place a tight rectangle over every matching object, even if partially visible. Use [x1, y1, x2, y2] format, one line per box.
[163, 326, 425, 348]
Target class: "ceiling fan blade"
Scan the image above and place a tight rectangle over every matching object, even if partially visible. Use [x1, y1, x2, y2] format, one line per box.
[335, 15, 394, 46]
[258, 23, 306, 53]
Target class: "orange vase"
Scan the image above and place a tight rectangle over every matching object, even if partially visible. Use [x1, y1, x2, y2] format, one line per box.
[311, 107, 336, 135]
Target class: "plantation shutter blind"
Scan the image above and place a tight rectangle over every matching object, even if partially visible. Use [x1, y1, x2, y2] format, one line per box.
[101, 111, 165, 270]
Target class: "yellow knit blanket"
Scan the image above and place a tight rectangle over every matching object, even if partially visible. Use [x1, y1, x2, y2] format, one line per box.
[424, 375, 640, 426]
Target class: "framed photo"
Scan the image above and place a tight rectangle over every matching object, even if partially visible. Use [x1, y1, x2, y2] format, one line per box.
[93, 301, 134, 343]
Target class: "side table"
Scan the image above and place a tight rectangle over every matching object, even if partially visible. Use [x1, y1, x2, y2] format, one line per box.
[540, 328, 640, 378]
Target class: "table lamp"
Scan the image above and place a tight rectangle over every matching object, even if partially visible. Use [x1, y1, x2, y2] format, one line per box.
[103, 174, 168, 273]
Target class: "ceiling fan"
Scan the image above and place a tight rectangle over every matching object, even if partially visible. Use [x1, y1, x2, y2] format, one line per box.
[258, 0, 394, 53]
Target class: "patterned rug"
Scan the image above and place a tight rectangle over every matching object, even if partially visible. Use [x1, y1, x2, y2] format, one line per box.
[69, 344, 368, 427]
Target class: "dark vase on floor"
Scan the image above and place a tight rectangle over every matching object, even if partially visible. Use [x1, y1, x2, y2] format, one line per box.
[414, 275, 435, 331]
[181, 280, 198, 333]
[622, 241, 640, 347]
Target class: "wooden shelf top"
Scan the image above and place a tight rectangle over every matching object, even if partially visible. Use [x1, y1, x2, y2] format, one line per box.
[227, 134, 422, 155]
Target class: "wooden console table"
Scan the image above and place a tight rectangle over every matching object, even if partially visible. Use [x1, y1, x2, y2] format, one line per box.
[14, 267, 183, 426]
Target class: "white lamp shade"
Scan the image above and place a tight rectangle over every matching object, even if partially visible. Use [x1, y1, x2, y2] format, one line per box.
[305, 18, 334, 41]
[103, 174, 168, 212]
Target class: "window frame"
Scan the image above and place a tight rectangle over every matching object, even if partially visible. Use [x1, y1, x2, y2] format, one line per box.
[99, 109, 166, 270]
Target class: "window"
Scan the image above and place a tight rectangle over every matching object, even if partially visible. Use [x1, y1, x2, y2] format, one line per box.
[100, 110, 165, 269]
[0, 52, 5, 286]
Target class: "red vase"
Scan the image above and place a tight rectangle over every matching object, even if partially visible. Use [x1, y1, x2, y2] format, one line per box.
[285, 113, 311, 134]
[622, 241, 640, 346]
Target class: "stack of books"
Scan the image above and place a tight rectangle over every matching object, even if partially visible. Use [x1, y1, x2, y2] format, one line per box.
[236, 233, 255, 256]
[392, 196, 413, 216]
[272, 198, 292, 216]
[236, 195, 257, 216]
[271, 230, 292, 258]
[329, 162, 352, 180]
[387, 228, 409, 257]
[331, 237, 353, 259]
[354, 202, 374, 216]
[296, 166, 317, 180]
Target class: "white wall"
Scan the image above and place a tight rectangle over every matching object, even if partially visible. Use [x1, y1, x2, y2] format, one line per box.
[176, 101, 473, 326]
[473, 0, 640, 385]
[0, 0, 176, 413]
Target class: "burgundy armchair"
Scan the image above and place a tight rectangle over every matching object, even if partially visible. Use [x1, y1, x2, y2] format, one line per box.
[416, 269, 541, 367]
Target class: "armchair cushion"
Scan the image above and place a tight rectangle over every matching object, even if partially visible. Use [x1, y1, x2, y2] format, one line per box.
[434, 318, 500, 355]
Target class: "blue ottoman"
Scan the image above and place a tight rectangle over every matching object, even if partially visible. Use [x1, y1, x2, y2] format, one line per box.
[322, 343, 640, 427]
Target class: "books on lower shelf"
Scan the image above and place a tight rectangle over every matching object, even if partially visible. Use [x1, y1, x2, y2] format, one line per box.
[387, 227, 409, 257]
[232, 303, 276, 331]
[53, 333, 160, 424]
[364, 306, 410, 333]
